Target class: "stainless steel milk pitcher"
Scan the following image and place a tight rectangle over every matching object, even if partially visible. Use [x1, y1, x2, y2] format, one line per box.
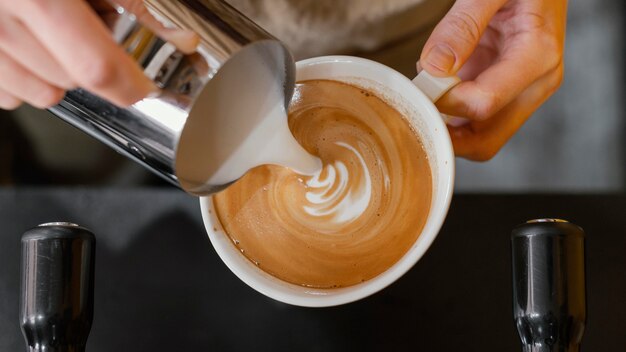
[49, 0, 295, 195]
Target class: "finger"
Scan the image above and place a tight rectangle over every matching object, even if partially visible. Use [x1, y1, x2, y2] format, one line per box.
[0, 87, 22, 110]
[436, 40, 561, 121]
[0, 15, 75, 89]
[453, 28, 500, 81]
[115, 0, 199, 54]
[420, 0, 507, 76]
[0, 49, 65, 109]
[449, 64, 564, 161]
[16, 0, 156, 107]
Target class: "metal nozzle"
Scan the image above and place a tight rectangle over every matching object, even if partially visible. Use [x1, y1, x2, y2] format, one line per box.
[511, 219, 586, 352]
[20, 224, 96, 352]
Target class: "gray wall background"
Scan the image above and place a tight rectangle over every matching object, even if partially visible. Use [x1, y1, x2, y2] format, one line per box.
[456, 0, 625, 192]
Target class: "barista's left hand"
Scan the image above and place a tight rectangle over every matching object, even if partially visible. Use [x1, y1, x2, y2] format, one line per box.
[419, 0, 567, 161]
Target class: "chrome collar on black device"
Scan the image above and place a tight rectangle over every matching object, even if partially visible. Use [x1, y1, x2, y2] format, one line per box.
[511, 219, 586, 352]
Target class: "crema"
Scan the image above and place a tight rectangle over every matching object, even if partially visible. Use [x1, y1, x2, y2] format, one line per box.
[213, 80, 432, 288]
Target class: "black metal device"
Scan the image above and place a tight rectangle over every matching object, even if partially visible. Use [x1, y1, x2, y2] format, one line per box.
[511, 219, 586, 352]
[20, 222, 96, 352]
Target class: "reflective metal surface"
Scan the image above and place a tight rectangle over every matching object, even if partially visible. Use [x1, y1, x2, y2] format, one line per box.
[511, 220, 586, 352]
[20, 224, 95, 352]
[49, 0, 295, 195]
[38, 221, 80, 228]
[525, 219, 569, 224]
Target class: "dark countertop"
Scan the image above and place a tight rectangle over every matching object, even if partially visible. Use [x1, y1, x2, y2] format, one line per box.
[0, 188, 624, 351]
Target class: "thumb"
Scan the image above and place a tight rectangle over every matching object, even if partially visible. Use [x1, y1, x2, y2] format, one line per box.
[420, 0, 505, 77]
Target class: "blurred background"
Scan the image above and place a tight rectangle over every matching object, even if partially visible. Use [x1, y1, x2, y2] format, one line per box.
[0, 0, 623, 193]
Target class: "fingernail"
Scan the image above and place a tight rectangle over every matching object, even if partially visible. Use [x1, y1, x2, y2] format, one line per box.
[143, 79, 161, 100]
[145, 88, 162, 99]
[168, 30, 200, 54]
[424, 44, 456, 74]
[128, 78, 160, 105]
[61, 78, 78, 91]
[444, 115, 471, 127]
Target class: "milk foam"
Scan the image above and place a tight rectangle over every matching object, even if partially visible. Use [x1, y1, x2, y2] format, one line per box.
[213, 80, 433, 288]
[304, 141, 371, 224]
[176, 41, 321, 193]
[206, 102, 322, 185]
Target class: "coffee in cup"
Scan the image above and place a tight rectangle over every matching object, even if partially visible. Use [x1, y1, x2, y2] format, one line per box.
[213, 79, 432, 288]
[201, 56, 456, 307]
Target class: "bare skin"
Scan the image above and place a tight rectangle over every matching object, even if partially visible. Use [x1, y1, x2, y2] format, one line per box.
[0, 0, 566, 162]
[0, 0, 197, 109]
[420, 0, 567, 160]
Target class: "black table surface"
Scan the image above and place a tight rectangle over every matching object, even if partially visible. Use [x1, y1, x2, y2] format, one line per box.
[0, 188, 624, 351]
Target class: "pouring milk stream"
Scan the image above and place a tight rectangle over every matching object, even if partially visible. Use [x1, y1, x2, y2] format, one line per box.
[176, 43, 323, 187]
[48, 1, 456, 219]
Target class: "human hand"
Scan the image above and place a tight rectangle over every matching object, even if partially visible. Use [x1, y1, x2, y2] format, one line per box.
[0, 0, 198, 110]
[419, 0, 567, 161]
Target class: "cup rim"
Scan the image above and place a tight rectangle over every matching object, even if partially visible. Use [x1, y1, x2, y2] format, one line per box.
[199, 55, 455, 307]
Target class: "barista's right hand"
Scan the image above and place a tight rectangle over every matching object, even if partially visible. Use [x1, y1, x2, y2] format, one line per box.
[0, 0, 198, 110]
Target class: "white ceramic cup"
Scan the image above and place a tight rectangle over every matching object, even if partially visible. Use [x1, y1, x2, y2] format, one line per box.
[200, 56, 457, 307]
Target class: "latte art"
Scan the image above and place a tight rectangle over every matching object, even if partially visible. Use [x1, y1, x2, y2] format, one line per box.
[303, 141, 372, 225]
[213, 80, 432, 288]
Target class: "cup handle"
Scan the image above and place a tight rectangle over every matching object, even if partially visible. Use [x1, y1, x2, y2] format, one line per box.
[412, 70, 461, 103]
[412, 67, 468, 125]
